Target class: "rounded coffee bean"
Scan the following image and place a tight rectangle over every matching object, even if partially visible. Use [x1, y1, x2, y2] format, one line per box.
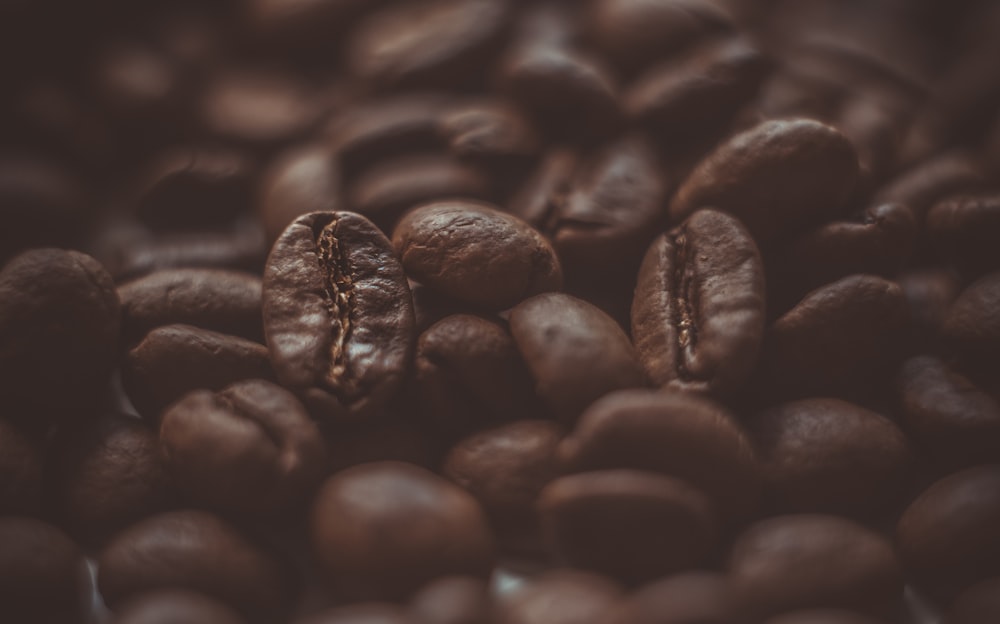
[297, 604, 416, 624]
[747, 399, 913, 518]
[257, 144, 342, 245]
[669, 119, 860, 246]
[494, 569, 623, 624]
[927, 194, 1000, 276]
[727, 514, 902, 620]
[119, 269, 263, 343]
[409, 576, 491, 624]
[509, 293, 645, 423]
[874, 150, 988, 218]
[632, 209, 765, 395]
[539, 469, 717, 583]
[49, 415, 175, 545]
[113, 590, 248, 624]
[559, 389, 759, 523]
[443, 420, 564, 548]
[0, 517, 86, 624]
[393, 200, 562, 310]
[122, 324, 273, 420]
[0, 248, 120, 424]
[437, 99, 540, 168]
[898, 269, 962, 351]
[310, 461, 495, 600]
[605, 572, 741, 624]
[160, 380, 327, 516]
[98, 510, 292, 621]
[948, 578, 1000, 624]
[944, 272, 1000, 371]
[0, 418, 42, 515]
[764, 611, 888, 624]
[263, 211, 415, 423]
[896, 464, 1000, 601]
[246, 0, 368, 50]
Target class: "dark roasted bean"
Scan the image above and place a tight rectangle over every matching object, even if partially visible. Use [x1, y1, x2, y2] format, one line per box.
[605, 573, 742, 624]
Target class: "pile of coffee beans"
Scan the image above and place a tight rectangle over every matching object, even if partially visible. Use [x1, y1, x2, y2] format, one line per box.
[3, 0, 1000, 622]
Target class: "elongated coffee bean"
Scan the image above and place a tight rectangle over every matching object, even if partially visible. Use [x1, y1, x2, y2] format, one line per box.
[632, 209, 765, 395]
[263, 211, 415, 423]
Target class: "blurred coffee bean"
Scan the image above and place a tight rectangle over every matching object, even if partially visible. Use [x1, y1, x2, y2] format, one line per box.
[927, 194, 1000, 276]
[764, 611, 889, 624]
[0, 517, 86, 624]
[257, 143, 342, 245]
[409, 576, 491, 624]
[874, 150, 989, 219]
[605, 572, 743, 624]
[0, 419, 42, 516]
[296, 604, 416, 624]
[494, 569, 623, 624]
[325, 422, 437, 475]
[944, 272, 1000, 372]
[947, 578, 1000, 624]
[437, 99, 540, 171]
[112, 590, 248, 624]
[245, 0, 369, 52]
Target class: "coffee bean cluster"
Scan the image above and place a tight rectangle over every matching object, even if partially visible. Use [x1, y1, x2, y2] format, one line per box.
[2, 0, 1000, 623]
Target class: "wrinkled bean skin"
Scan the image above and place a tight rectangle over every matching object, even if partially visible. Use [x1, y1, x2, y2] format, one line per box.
[494, 570, 623, 624]
[393, 201, 562, 310]
[604, 572, 743, 624]
[263, 211, 415, 424]
[113, 590, 249, 624]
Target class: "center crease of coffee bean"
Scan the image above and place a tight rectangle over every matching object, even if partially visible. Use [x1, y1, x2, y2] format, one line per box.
[672, 230, 698, 379]
[315, 218, 359, 399]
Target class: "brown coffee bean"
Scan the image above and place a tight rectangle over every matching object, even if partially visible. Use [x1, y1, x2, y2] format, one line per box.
[0, 517, 86, 624]
[113, 590, 248, 624]
[263, 211, 415, 423]
[669, 119, 860, 246]
[874, 150, 988, 219]
[928, 194, 1000, 276]
[122, 324, 273, 420]
[98, 510, 292, 622]
[494, 569, 623, 624]
[896, 465, 1000, 601]
[605, 572, 743, 624]
[898, 268, 962, 352]
[310, 461, 495, 600]
[394, 200, 562, 310]
[539, 469, 717, 583]
[0, 248, 120, 425]
[409, 576, 491, 624]
[947, 578, 1000, 624]
[410, 282, 486, 334]
[764, 611, 889, 624]
[944, 272, 1000, 371]
[0, 418, 42, 515]
[297, 604, 417, 624]
[633, 208, 765, 395]
[160, 380, 327, 516]
[509, 293, 646, 424]
[747, 398, 913, 518]
[257, 144, 342, 245]
[245, 0, 368, 51]
[49, 415, 175, 545]
[347, 0, 511, 91]
[728, 514, 903, 620]
[437, 100, 540, 168]
[119, 269, 263, 343]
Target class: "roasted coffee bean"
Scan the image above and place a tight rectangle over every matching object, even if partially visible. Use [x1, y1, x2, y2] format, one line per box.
[414, 315, 541, 438]
[263, 211, 415, 423]
[605, 572, 742, 624]
[755, 275, 910, 400]
[928, 194, 1000, 276]
[0, 248, 120, 425]
[123, 324, 273, 420]
[258, 144, 342, 245]
[394, 201, 562, 310]
[443, 419, 564, 549]
[310, 461, 495, 600]
[409, 576, 491, 624]
[898, 268, 963, 352]
[896, 464, 1000, 602]
[747, 398, 913, 519]
[896, 356, 1000, 469]
[728, 514, 903, 620]
[943, 272, 1000, 371]
[947, 578, 1000, 624]
[325, 422, 437, 474]
[0, 517, 86, 624]
[559, 389, 759, 523]
[0, 418, 42, 515]
[131, 146, 255, 231]
[874, 150, 988, 219]
[119, 269, 263, 343]
[49, 415, 175, 545]
[509, 293, 645, 424]
[494, 569, 623, 624]
[160, 380, 327, 516]
[668, 119, 860, 246]
[437, 100, 540, 169]
[347, 0, 511, 92]
[764, 611, 889, 624]
[539, 469, 717, 583]
[297, 604, 416, 624]
[633, 208, 765, 395]
[245, 0, 369, 51]
[98, 510, 292, 622]
[113, 590, 248, 624]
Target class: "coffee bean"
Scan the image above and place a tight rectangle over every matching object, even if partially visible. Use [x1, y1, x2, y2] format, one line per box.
[0, 418, 42, 515]
[113, 590, 248, 624]
[898, 268, 962, 352]
[0, 248, 120, 425]
[539, 469, 717, 583]
[943, 272, 1000, 372]
[245, 0, 369, 51]
[311, 461, 495, 600]
[747, 398, 913, 519]
[928, 194, 1000, 276]
[409, 282, 485, 334]
[0, 517, 86, 624]
[728, 514, 903, 620]
[408, 576, 491, 624]
[896, 464, 1000, 602]
[263, 211, 415, 423]
[669, 119, 860, 246]
[325, 422, 436, 474]
[437, 100, 540, 169]
[764, 611, 889, 624]
[604, 572, 742, 624]
[494, 569, 623, 624]
[947, 578, 1000, 624]
[119, 268, 263, 343]
[874, 150, 988, 219]
[123, 324, 273, 420]
[509, 293, 646, 424]
[296, 604, 416, 624]
[98, 510, 292, 622]
[258, 144, 342, 245]
[394, 201, 562, 310]
[160, 380, 327, 516]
